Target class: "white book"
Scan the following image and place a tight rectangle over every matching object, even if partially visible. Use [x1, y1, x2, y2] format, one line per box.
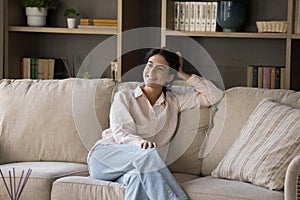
[211, 2, 218, 32]
[174, 1, 180, 31]
[189, 2, 197, 32]
[200, 2, 207, 32]
[205, 2, 212, 32]
[37, 58, 49, 80]
[22, 57, 31, 79]
[179, 1, 185, 31]
[184, 2, 191, 31]
[195, 2, 201, 31]
[48, 59, 55, 79]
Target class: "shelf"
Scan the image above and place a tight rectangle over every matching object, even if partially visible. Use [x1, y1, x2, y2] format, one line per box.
[164, 30, 288, 39]
[292, 34, 300, 39]
[9, 26, 118, 35]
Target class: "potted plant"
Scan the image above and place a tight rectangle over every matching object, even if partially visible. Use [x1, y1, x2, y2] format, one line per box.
[21, 0, 59, 27]
[64, 7, 79, 28]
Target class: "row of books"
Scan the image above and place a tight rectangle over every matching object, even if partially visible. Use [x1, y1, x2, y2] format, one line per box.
[247, 65, 286, 89]
[174, 1, 218, 32]
[294, 0, 300, 34]
[21, 58, 68, 79]
[78, 18, 117, 29]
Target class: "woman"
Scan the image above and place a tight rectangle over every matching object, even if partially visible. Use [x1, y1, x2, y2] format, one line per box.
[88, 48, 223, 200]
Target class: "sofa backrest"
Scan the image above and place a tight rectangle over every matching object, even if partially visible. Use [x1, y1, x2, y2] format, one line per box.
[200, 87, 300, 175]
[0, 78, 115, 164]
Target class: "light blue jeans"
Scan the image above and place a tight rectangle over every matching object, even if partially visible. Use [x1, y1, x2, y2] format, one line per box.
[88, 143, 189, 200]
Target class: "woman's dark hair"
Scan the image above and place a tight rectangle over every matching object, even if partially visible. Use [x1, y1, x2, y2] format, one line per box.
[144, 48, 180, 75]
[144, 48, 180, 93]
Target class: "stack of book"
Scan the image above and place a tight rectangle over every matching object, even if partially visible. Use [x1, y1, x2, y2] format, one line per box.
[21, 58, 55, 79]
[247, 65, 286, 89]
[78, 18, 117, 29]
[294, 0, 300, 34]
[174, 1, 218, 32]
[21, 58, 69, 79]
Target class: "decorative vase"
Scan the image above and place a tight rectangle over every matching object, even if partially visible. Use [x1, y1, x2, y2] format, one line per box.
[67, 18, 76, 28]
[25, 7, 48, 27]
[217, 0, 246, 32]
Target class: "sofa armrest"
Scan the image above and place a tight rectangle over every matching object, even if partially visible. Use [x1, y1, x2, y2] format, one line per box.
[285, 155, 300, 200]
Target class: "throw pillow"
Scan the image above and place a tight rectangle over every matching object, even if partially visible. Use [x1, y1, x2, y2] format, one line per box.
[211, 98, 300, 190]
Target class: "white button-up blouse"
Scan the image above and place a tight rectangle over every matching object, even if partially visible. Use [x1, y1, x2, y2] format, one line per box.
[96, 74, 223, 148]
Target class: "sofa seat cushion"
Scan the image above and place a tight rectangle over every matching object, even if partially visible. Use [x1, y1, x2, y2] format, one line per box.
[173, 172, 200, 183]
[0, 162, 88, 200]
[51, 176, 126, 200]
[182, 176, 283, 200]
[51, 173, 198, 200]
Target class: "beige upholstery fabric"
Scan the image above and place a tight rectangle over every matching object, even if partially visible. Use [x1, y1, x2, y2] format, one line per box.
[51, 176, 126, 200]
[167, 107, 210, 175]
[0, 162, 88, 200]
[200, 87, 300, 175]
[51, 173, 198, 200]
[211, 98, 300, 190]
[285, 156, 300, 200]
[0, 78, 115, 164]
[182, 176, 283, 200]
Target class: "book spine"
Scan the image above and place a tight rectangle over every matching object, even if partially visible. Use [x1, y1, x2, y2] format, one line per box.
[195, 2, 201, 31]
[205, 2, 211, 32]
[30, 58, 38, 79]
[211, 2, 218, 32]
[189, 2, 196, 32]
[174, 1, 180, 31]
[22, 58, 31, 79]
[200, 2, 206, 31]
[247, 65, 253, 87]
[263, 67, 271, 89]
[280, 67, 285, 89]
[275, 67, 281, 89]
[270, 67, 276, 89]
[179, 1, 185, 31]
[184, 1, 191, 31]
[257, 66, 263, 88]
[252, 66, 258, 87]
[48, 59, 55, 79]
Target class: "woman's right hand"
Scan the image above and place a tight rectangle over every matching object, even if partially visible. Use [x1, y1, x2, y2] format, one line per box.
[176, 51, 191, 80]
[140, 141, 157, 149]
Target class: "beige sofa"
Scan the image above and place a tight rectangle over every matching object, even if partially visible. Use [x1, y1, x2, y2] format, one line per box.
[0, 78, 299, 200]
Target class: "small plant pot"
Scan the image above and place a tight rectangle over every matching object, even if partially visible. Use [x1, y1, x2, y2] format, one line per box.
[25, 7, 48, 27]
[67, 18, 76, 28]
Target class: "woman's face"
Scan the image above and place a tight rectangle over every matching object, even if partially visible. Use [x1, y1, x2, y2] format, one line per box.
[143, 54, 174, 87]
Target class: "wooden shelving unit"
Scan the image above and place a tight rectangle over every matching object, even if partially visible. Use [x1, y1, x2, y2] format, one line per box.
[161, 0, 300, 90]
[3, 0, 300, 90]
[4, 0, 122, 80]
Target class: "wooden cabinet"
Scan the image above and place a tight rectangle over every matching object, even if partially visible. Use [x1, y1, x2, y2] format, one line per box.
[161, 0, 300, 90]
